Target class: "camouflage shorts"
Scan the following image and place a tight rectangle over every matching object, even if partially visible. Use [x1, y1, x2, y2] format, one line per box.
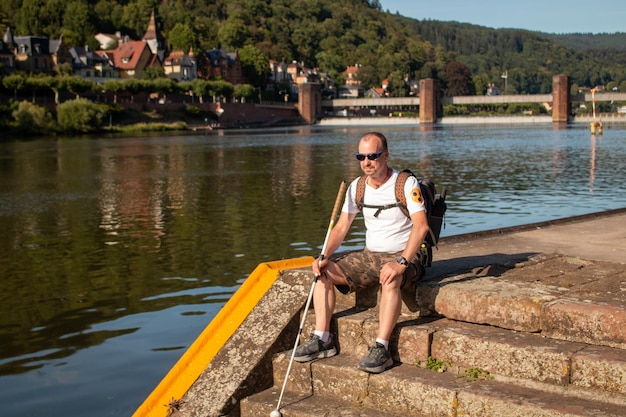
[329, 249, 424, 294]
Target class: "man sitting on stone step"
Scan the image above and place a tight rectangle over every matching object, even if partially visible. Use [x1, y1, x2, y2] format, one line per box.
[293, 131, 429, 373]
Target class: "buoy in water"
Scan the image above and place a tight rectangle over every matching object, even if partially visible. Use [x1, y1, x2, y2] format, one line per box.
[590, 121, 603, 135]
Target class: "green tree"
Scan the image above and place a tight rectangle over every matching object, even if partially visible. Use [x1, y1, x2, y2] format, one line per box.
[2, 73, 27, 99]
[178, 80, 193, 102]
[39, 75, 63, 103]
[406, 38, 428, 74]
[121, 0, 155, 38]
[102, 79, 125, 103]
[94, 0, 125, 34]
[239, 44, 270, 88]
[122, 78, 148, 103]
[208, 80, 234, 102]
[38, 75, 94, 103]
[190, 79, 211, 103]
[14, 0, 46, 36]
[62, 0, 96, 47]
[0, 101, 10, 129]
[143, 66, 166, 80]
[25, 76, 48, 103]
[315, 49, 344, 77]
[66, 76, 95, 99]
[355, 65, 379, 91]
[291, 19, 322, 67]
[167, 23, 196, 52]
[233, 83, 256, 103]
[149, 77, 178, 102]
[55, 62, 73, 76]
[56, 98, 106, 133]
[472, 74, 490, 96]
[377, 51, 403, 87]
[218, 17, 251, 49]
[387, 70, 408, 97]
[191, 14, 220, 50]
[12, 100, 52, 134]
[445, 60, 475, 96]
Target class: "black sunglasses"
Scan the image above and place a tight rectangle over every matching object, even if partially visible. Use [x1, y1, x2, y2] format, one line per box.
[355, 150, 385, 161]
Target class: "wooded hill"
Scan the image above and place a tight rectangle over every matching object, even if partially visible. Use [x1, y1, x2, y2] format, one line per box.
[1, 0, 625, 96]
[546, 32, 626, 51]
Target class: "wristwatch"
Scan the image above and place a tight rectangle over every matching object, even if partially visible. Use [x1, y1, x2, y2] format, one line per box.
[396, 256, 408, 266]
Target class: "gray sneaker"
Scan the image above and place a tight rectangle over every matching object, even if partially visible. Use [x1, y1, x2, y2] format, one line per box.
[358, 342, 393, 373]
[293, 334, 337, 363]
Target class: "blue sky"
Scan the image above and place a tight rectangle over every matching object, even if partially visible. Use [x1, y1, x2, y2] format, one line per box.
[379, 0, 625, 34]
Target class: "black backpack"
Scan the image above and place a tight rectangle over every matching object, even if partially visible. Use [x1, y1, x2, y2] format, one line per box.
[355, 169, 447, 267]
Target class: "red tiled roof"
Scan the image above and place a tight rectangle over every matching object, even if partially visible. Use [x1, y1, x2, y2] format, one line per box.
[345, 65, 359, 76]
[164, 50, 184, 65]
[109, 40, 150, 69]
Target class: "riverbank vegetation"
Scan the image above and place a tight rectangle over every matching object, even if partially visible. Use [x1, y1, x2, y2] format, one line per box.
[443, 103, 548, 117]
[0, 74, 240, 136]
[2, 98, 209, 137]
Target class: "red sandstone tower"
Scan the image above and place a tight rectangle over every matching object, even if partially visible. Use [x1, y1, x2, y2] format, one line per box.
[419, 79, 440, 124]
[552, 75, 570, 123]
[298, 82, 321, 124]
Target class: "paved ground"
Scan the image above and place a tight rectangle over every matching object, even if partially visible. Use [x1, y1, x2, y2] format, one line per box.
[435, 208, 626, 267]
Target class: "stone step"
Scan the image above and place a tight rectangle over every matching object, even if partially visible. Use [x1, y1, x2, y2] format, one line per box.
[421, 254, 626, 349]
[430, 320, 626, 399]
[336, 254, 626, 349]
[244, 354, 626, 417]
[240, 388, 411, 417]
[292, 307, 626, 400]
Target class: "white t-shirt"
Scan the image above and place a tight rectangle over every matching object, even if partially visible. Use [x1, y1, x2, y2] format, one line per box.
[343, 169, 426, 253]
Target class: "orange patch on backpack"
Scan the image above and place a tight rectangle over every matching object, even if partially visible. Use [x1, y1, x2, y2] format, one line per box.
[411, 188, 423, 203]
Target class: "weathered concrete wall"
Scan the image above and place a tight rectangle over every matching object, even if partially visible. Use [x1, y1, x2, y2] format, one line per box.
[174, 268, 314, 417]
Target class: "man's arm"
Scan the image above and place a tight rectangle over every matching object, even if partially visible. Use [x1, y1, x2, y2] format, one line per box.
[313, 210, 356, 275]
[380, 209, 429, 285]
[401, 210, 429, 262]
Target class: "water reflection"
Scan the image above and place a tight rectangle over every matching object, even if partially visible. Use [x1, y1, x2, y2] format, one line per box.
[0, 125, 625, 417]
[589, 134, 597, 193]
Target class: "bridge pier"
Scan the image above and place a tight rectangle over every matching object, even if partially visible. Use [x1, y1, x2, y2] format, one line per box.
[298, 82, 322, 124]
[552, 75, 570, 123]
[419, 78, 440, 124]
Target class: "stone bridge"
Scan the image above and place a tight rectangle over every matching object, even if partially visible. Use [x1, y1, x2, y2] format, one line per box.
[297, 75, 626, 125]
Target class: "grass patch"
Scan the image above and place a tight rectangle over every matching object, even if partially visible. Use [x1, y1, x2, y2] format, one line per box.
[105, 121, 188, 133]
[415, 356, 450, 373]
[415, 357, 494, 382]
[459, 367, 494, 381]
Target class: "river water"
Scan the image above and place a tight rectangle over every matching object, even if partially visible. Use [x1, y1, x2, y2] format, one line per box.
[1, 124, 625, 417]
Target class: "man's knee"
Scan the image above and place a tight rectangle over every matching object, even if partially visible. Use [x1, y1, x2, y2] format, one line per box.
[381, 277, 402, 291]
[318, 261, 346, 285]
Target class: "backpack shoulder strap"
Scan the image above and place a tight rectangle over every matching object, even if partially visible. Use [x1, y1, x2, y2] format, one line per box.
[355, 174, 367, 211]
[394, 169, 414, 218]
[356, 170, 414, 219]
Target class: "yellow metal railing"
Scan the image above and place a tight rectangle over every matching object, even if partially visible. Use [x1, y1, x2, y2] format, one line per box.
[132, 257, 313, 417]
